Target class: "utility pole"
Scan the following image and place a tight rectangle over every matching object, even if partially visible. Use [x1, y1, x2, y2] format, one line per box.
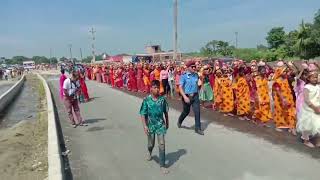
[89, 27, 96, 63]
[173, 0, 178, 61]
[80, 48, 83, 61]
[235, 32, 238, 49]
[69, 44, 74, 64]
[49, 48, 52, 65]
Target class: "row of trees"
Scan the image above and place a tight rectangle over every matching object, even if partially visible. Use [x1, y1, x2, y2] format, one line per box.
[5, 56, 58, 65]
[198, 9, 320, 61]
[4, 52, 108, 65]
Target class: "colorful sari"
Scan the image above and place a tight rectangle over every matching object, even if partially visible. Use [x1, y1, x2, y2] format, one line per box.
[253, 76, 272, 123]
[272, 73, 296, 129]
[128, 68, 138, 91]
[79, 74, 89, 101]
[143, 68, 151, 93]
[219, 77, 234, 113]
[137, 67, 144, 92]
[233, 76, 251, 116]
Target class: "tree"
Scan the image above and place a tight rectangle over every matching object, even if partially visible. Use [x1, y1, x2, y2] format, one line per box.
[256, 44, 268, 51]
[82, 56, 93, 63]
[284, 30, 298, 57]
[295, 21, 315, 59]
[200, 40, 219, 57]
[49, 57, 58, 64]
[266, 27, 286, 49]
[8, 56, 28, 64]
[217, 41, 233, 56]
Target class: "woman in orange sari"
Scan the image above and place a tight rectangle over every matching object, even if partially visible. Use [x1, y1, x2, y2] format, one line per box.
[143, 64, 151, 93]
[213, 69, 222, 111]
[272, 62, 296, 135]
[253, 64, 272, 125]
[219, 68, 234, 116]
[154, 64, 163, 93]
[233, 67, 251, 120]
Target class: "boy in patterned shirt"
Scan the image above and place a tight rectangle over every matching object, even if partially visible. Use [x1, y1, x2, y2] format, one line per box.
[139, 80, 169, 174]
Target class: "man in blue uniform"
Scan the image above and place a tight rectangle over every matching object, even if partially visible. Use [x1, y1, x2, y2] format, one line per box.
[177, 61, 204, 135]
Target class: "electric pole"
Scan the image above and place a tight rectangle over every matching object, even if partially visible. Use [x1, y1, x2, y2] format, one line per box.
[49, 48, 52, 65]
[173, 0, 178, 61]
[80, 48, 83, 61]
[69, 44, 73, 64]
[90, 27, 96, 63]
[235, 32, 238, 49]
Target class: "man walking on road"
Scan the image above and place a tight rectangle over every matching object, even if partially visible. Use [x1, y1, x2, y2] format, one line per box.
[140, 80, 170, 174]
[177, 60, 204, 135]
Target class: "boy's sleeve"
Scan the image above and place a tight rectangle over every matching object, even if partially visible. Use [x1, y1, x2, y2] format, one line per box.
[163, 98, 169, 113]
[139, 98, 148, 115]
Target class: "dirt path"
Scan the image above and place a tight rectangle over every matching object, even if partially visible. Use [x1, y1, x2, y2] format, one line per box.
[0, 75, 48, 180]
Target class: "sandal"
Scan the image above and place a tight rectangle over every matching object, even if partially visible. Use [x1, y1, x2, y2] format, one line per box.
[304, 141, 315, 148]
[161, 167, 170, 174]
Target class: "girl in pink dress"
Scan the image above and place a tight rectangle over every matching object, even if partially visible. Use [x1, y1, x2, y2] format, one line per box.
[59, 69, 67, 101]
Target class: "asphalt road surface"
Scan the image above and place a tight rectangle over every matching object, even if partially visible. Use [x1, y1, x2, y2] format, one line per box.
[48, 78, 320, 180]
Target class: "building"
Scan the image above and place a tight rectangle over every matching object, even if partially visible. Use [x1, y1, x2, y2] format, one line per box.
[136, 45, 182, 62]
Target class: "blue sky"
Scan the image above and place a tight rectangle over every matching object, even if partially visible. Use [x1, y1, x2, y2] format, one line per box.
[1, 0, 320, 58]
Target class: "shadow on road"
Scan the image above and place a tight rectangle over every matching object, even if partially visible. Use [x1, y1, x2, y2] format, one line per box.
[153, 149, 187, 168]
[84, 118, 107, 124]
[115, 85, 320, 160]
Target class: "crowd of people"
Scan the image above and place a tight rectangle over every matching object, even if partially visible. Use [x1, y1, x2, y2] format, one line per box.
[64, 59, 320, 148]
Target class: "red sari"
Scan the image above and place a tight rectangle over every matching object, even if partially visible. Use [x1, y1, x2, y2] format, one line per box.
[127, 68, 137, 91]
[86, 68, 92, 80]
[102, 67, 108, 83]
[79, 74, 89, 101]
[143, 68, 151, 93]
[109, 68, 115, 87]
[115, 69, 124, 88]
[137, 67, 144, 92]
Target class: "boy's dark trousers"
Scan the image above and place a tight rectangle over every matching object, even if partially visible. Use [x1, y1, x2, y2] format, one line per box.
[148, 133, 165, 167]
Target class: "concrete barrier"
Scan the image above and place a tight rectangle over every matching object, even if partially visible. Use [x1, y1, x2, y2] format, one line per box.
[0, 75, 25, 113]
[37, 73, 63, 180]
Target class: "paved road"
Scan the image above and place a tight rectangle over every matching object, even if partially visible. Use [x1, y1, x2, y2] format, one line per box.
[48, 78, 320, 180]
[0, 80, 17, 95]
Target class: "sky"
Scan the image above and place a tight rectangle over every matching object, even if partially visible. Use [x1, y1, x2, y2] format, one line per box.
[1, 0, 320, 58]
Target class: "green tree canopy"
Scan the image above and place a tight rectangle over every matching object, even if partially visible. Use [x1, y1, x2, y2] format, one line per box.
[266, 27, 286, 49]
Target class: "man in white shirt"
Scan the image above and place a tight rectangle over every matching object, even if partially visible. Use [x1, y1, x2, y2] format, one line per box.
[63, 71, 87, 127]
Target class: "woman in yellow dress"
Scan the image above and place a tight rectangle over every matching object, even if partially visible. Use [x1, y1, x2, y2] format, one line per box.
[272, 62, 297, 135]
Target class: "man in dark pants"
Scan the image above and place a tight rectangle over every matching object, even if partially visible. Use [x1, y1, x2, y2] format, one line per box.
[177, 61, 204, 135]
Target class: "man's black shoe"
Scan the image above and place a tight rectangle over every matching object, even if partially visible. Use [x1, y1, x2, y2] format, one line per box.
[177, 122, 182, 128]
[195, 130, 204, 135]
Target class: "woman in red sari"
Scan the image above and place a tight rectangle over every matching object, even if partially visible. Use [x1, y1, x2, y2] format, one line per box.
[79, 71, 90, 102]
[115, 66, 124, 88]
[143, 64, 151, 93]
[86, 66, 92, 80]
[109, 65, 115, 87]
[137, 63, 144, 92]
[127, 64, 138, 91]
[102, 65, 108, 83]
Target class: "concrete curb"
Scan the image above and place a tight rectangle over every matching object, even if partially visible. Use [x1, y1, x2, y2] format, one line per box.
[0, 75, 25, 113]
[37, 73, 63, 180]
